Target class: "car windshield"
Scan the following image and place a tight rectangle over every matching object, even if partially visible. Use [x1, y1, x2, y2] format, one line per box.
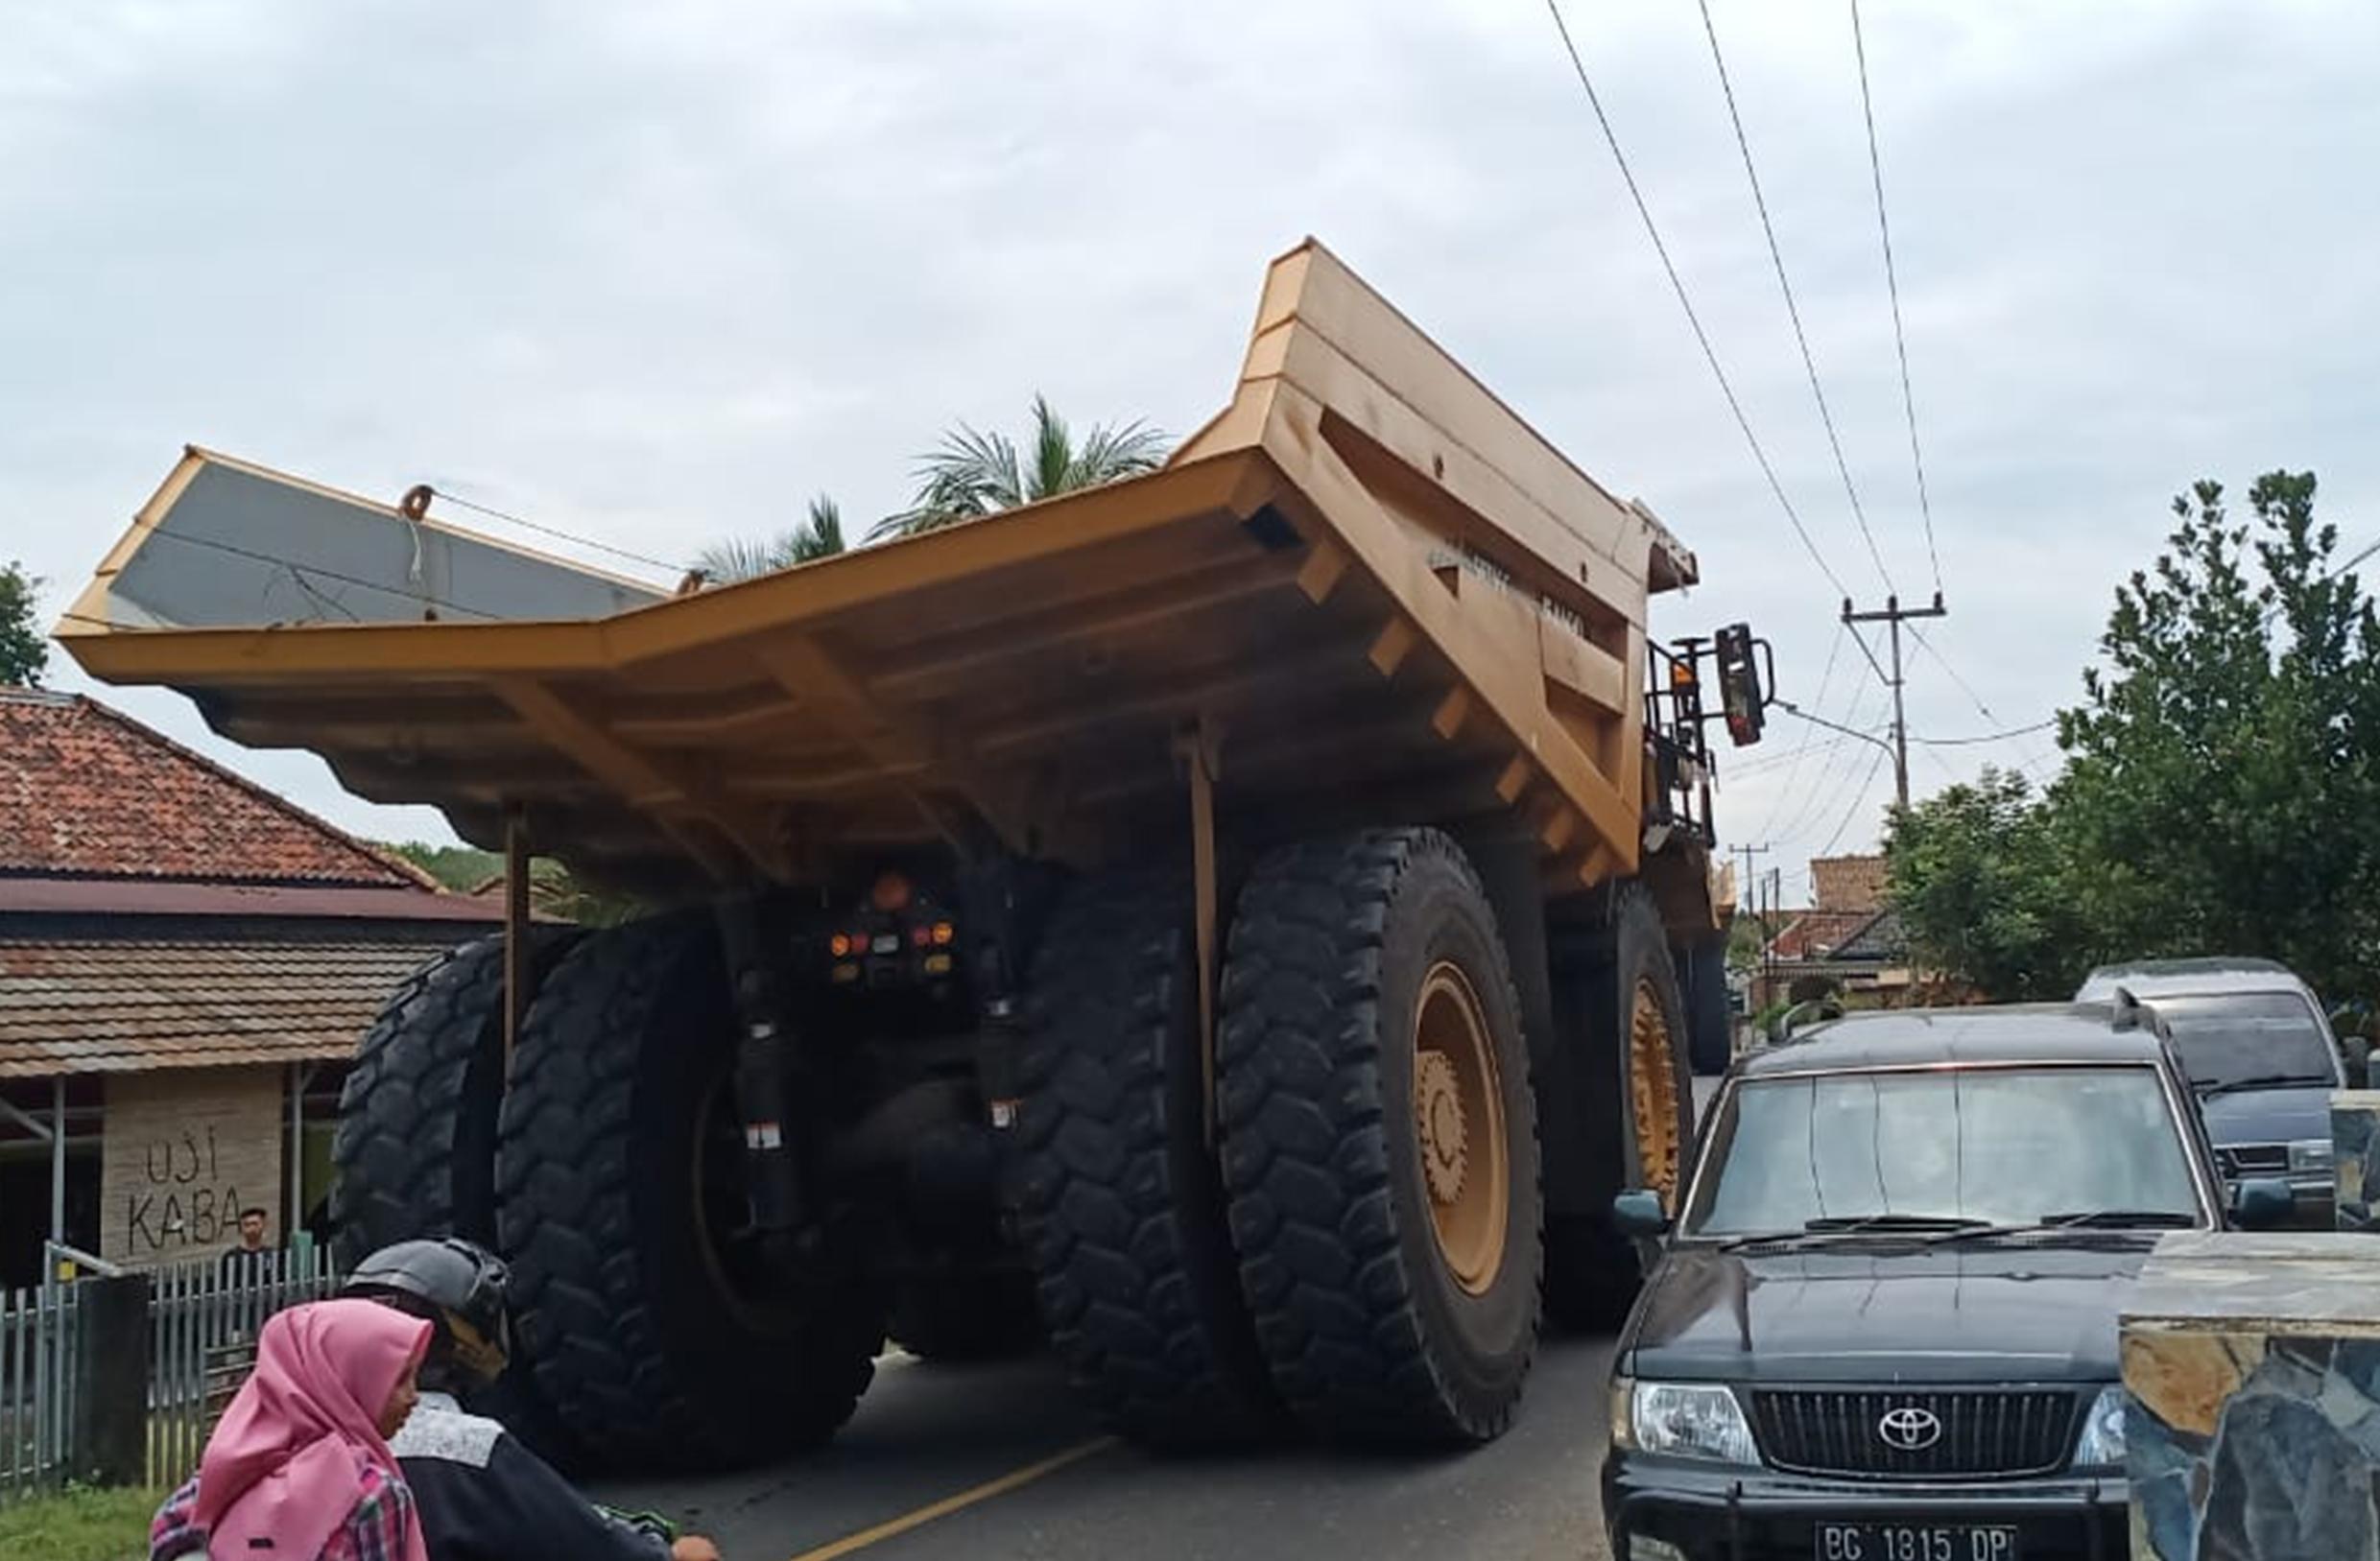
[1683, 1066, 2202, 1238]
[2150, 993, 2337, 1091]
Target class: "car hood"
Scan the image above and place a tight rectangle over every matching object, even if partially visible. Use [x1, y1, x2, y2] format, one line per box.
[1623, 1242, 2160, 1384]
[2199, 1086, 2333, 1148]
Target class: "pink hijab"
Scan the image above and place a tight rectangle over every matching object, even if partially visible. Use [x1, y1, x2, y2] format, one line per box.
[195, 1298, 431, 1561]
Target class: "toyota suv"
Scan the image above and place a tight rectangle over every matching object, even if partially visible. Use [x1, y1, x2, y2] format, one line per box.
[1601, 1003, 2290, 1561]
[2076, 958, 2353, 1224]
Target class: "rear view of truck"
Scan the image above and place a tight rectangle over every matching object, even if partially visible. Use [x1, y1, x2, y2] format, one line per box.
[59, 239, 1768, 1468]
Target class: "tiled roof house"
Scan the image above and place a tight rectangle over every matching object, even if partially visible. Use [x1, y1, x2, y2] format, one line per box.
[0, 688, 499, 1282]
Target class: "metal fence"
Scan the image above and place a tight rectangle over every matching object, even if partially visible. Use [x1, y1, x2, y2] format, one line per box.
[0, 1247, 340, 1503]
[149, 1247, 341, 1489]
[1, 1280, 82, 1501]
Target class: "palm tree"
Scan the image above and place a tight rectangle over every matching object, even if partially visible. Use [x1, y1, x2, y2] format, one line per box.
[869, 394, 1167, 541]
[689, 495, 846, 585]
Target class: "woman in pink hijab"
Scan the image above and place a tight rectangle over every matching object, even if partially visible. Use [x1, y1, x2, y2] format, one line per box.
[150, 1297, 432, 1561]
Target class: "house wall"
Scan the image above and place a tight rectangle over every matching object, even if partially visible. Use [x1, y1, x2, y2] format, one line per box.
[100, 1066, 282, 1265]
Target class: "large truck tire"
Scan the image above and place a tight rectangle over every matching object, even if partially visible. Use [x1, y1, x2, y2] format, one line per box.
[1679, 933, 1733, 1076]
[890, 1270, 1041, 1363]
[331, 929, 583, 1461]
[1217, 829, 1542, 1445]
[497, 914, 883, 1471]
[1543, 883, 1693, 1333]
[333, 931, 568, 1263]
[1010, 873, 1280, 1448]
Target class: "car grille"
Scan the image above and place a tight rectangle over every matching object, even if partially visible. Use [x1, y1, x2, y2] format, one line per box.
[2218, 1143, 2288, 1178]
[1748, 1388, 2079, 1478]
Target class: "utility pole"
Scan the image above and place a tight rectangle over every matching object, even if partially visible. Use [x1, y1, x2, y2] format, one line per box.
[1731, 842, 1771, 910]
[1841, 591, 1947, 809]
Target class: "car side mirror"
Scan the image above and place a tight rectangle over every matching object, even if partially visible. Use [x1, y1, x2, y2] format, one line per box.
[2231, 1177, 2296, 1231]
[1613, 1189, 1671, 1239]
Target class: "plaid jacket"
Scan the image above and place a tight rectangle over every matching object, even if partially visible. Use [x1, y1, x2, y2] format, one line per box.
[151, 1460, 416, 1561]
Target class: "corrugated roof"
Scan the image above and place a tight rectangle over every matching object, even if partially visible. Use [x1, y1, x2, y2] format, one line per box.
[0, 936, 449, 1076]
[0, 689, 436, 888]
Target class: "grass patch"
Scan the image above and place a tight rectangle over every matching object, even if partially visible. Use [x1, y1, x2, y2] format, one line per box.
[0, 1482, 165, 1561]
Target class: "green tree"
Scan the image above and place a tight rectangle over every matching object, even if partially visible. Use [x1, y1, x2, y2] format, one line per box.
[384, 840, 502, 890]
[692, 495, 846, 584]
[1, 560, 48, 686]
[380, 840, 639, 927]
[2054, 472, 2378, 1001]
[871, 394, 1166, 540]
[1885, 769, 2085, 1000]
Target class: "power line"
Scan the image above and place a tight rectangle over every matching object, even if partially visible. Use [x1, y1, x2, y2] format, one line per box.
[1771, 675, 1882, 843]
[1820, 745, 1892, 855]
[1539, 0, 1855, 602]
[144, 527, 498, 622]
[1908, 719, 2058, 747]
[1741, 626, 1846, 826]
[1906, 623, 2060, 775]
[426, 486, 686, 578]
[1695, 0, 1893, 595]
[1848, 0, 1942, 596]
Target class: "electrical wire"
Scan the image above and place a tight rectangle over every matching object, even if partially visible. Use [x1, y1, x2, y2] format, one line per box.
[1848, 0, 1942, 597]
[426, 486, 686, 579]
[1908, 719, 2058, 747]
[1696, 0, 1894, 595]
[1819, 744, 1892, 854]
[1540, 0, 1855, 603]
[144, 527, 499, 622]
[1770, 676, 1884, 843]
[1906, 623, 2059, 774]
[1744, 625, 1846, 833]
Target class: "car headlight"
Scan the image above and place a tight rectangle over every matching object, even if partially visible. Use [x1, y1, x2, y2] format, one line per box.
[2073, 1384, 2127, 1469]
[2289, 1138, 2335, 1174]
[1611, 1376, 1760, 1464]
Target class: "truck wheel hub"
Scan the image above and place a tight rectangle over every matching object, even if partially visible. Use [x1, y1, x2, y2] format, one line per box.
[1412, 961, 1509, 1295]
[1416, 1051, 1468, 1203]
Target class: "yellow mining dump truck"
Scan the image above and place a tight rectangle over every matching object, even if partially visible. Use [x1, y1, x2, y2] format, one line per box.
[60, 241, 1771, 1468]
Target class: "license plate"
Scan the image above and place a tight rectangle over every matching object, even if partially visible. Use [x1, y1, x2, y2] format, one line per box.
[1813, 1524, 2020, 1561]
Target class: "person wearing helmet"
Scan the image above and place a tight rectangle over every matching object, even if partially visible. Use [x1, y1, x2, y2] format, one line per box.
[342, 1238, 722, 1561]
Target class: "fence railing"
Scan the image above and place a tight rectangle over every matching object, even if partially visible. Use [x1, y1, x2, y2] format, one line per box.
[149, 1247, 341, 1490]
[0, 1247, 339, 1504]
[1, 1281, 81, 1502]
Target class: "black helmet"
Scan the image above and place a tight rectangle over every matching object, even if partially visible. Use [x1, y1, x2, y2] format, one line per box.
[343, 1237, 512, 1387]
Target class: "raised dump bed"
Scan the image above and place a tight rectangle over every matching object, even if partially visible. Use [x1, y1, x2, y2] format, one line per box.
[60, 240, 1767, 1467]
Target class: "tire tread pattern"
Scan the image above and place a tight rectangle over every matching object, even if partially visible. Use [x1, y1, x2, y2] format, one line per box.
[1011, 872, 1280, 1448]
[1216, 828, 1540, 1445]
[496, 915, 879, 1471]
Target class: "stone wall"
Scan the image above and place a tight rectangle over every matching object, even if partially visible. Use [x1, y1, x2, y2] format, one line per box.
[100, 1066, 283, 1265]
[2336, 1090, 2380, 1233]
[2124, 1231, 2380, 1559]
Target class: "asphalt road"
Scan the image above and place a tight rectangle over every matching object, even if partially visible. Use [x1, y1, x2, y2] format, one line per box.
[588, 1074, 1721, 1561]
[592, 1335, 1620, 1561]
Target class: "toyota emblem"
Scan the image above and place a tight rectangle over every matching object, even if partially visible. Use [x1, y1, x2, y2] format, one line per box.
[1876, 1406, 1943, 1452]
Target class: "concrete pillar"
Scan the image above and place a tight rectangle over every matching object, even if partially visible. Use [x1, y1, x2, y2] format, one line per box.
[2124, 1232, 2380, 1559]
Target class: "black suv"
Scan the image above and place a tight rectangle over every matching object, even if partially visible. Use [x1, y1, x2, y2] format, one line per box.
[1601, 1003, 2292, 1561]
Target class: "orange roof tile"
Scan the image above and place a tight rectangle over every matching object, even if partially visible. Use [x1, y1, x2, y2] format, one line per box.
[0, 689, 432, 888]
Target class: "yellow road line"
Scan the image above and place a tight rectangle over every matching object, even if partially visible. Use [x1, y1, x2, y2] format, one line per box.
[784, 1435, 1121, 1561]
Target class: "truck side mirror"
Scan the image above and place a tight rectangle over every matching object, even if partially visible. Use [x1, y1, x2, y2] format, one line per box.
[2231, 1177, 2296, 1231]
[1713, 623, 1770, 747]
[1613, 1189, 1672, 1239]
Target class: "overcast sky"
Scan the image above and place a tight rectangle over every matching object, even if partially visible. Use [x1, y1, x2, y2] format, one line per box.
[4, 0, 2371, 903]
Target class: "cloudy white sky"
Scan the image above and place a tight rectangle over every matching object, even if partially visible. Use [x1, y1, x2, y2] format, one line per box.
[4, 0, 2371, 903]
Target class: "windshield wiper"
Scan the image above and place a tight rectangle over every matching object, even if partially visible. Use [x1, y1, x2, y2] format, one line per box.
[2035, 1209, 2199, 1229]
[1800, 1213, 1998, 1235]
[2198, 1073, 2327, 1098]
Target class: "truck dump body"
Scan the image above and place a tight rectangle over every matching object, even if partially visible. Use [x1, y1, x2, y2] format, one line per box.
[61, 240, 1698, 902]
